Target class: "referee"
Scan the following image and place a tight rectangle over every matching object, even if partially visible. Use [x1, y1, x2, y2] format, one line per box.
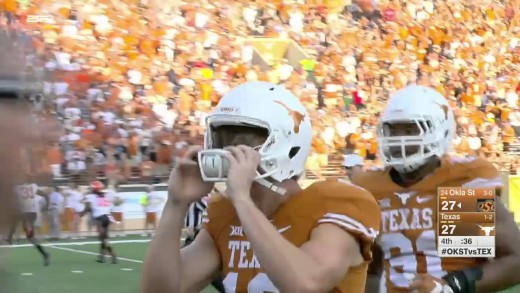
[183, 196, 225, 293]
[184, 198, 207, 241]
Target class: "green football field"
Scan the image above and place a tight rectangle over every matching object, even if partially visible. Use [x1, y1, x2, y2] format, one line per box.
[0, 236, 218, 293]
[1, 236, 518, 293]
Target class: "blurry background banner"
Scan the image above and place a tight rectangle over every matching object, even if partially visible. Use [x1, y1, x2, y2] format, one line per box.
[249, 38, 308, 70]
[250, 38, 290, 65]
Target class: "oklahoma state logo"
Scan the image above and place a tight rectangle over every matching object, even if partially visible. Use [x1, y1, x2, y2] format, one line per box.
[477, 199, 495, 212]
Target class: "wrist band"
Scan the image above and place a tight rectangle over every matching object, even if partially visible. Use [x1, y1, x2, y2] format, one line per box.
[442, 267, 483, 293]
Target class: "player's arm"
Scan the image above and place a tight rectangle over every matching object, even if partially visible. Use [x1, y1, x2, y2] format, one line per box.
[35, 186, 45, 197]
[34, 191, 45, 210]
[233, 186, 380, 292]
[38, 196, 48, 212]
[141, 203, 221, 293]
[475, 199, 520, 292]
[79, 202, 91, 217]
[365, 240, 383, 293]
[234, 199, 364, 292]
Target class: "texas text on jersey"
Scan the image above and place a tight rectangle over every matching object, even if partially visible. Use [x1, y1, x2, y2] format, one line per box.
[353, 156, 502, 292]
[203, 179, 381, 293]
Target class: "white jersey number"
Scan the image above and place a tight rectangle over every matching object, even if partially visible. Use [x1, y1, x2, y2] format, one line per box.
[20, 185, 36, 199]
[95, 197, 111, 207]
[381, 230, 445, 288]
[223, 272, 279, 293]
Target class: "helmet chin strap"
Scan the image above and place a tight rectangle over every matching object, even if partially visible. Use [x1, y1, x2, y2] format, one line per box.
[393, 163, 419, 174]
[218, 178, 287, 196]
[255, 177, 287, 196]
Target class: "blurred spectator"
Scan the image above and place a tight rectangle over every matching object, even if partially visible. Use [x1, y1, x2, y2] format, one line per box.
[47, 186, 64, 240]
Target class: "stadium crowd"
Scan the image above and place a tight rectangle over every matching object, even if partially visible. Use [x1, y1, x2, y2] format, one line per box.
[1, 0, 520, 188]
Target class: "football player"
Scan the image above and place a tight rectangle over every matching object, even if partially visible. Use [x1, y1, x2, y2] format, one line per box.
[81, 181, 117, 264]
[354, 85, 520, 293]
[142, 81, 381, 293]
[7, 181, 50, 266]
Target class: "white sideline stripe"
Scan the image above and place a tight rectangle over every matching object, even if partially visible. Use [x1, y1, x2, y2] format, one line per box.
[50, 245, 143, 264]
[0, 239, 152, 248]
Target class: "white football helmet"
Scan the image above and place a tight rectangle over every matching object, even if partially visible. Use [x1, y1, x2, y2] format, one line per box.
[198, 82, 312, 191]
[377, 85, 455, 173]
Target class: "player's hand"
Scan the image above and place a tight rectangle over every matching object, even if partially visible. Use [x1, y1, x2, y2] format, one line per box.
[224, 145, 260, 202]
[168, 145, 214, 206]
[407, 273, 454, 293]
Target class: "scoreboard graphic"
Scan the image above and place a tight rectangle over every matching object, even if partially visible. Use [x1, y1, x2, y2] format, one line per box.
[437, 187, 495, 258]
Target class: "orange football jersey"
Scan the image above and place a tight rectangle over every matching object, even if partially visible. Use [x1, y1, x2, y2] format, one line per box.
[352, 157, 504, 292]
[202, 179, 381, 293]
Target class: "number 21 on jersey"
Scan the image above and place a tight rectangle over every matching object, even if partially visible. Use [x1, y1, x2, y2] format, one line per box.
[380, 230, 445, 288]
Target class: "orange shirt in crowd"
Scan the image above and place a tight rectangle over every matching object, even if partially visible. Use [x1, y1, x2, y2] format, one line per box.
[313, 138, 328, 154]
[156, 145, 172, 165]
[355, 141, 367, 158]
[2, 0, 17, 13]
[503, 126, 515, 144]
[46, 147, 63, 165]
[368, 139, 377, 154]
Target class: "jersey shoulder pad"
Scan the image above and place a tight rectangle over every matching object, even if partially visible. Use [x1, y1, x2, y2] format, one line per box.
[351, 168, 388, 190]
[309, 179, 380, 261]
[311, 178, 375, 201]
[450, 157, 503, 190]
[449, 156, 478, 164]
[366, 166, 386, 172]
[202, 194, 235, 239]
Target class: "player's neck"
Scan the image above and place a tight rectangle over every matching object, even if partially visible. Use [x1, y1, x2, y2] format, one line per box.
[250, 180, 301, 217]
[394, 158, 441, 187]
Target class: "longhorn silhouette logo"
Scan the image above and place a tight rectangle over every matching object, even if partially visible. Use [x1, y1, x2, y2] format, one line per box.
[274, 100, 306, 134]
[477, 225, 495, 236]
[394, 192, 416, 206]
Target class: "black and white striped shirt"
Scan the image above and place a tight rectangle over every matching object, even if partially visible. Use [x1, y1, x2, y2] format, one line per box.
[184, 198, 208, 230]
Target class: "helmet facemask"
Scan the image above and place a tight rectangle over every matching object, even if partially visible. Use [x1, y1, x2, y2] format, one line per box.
[378, 116, 449, 173]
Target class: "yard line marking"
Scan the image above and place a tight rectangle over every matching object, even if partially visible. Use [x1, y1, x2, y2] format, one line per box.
[1, 239, 152, 248]
[49, 245, 143, 264]
[121, 268, 133, 271]
[71, 270, 83, 274]
[21, 273, 33, 276]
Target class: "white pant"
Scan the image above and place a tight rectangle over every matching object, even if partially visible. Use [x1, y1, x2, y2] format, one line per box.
[48, 209, 61, 238]
[50, 164, 61, 177]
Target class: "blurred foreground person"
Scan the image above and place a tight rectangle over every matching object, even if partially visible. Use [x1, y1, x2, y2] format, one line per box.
[0, 95, 50, 292]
